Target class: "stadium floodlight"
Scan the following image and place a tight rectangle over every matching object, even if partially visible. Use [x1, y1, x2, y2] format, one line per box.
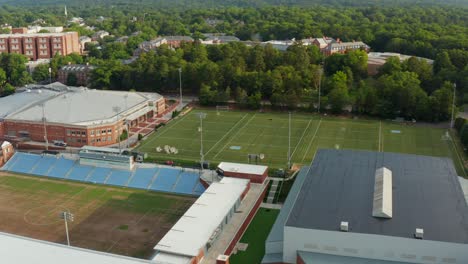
[59, 211, 74, 246]
[178, 68, 183, 109]
[113, 106, 122, 152]
[40, 103, 48, 151]
[317, 62, 324, 113]
[198, 112, 207, 170]
[287, 112, 291, 169]
[451, 83, 456, 129]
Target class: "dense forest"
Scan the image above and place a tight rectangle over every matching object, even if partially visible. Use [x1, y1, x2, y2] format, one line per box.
[0, 3, 466, 122]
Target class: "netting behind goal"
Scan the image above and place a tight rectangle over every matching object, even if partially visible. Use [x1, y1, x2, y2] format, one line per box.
[216, 105, 230, 111]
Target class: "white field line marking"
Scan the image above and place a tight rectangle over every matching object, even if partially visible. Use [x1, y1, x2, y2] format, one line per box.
[142, 112, 192, 147]
[290, 119, 312, 161]
[379, 121, 382, 152]
[213, 113, 257, 159]
[449, 132, 467, 177]
[204, 114, 249, 156]
[301, 119, 322, 163]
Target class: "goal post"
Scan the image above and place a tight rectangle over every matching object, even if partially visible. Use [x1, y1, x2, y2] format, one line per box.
[216, 105, 230, 115]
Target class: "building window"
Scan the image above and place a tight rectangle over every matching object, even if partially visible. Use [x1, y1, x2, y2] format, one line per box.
[107, 136, 112, 142]
[81, 131, 86, 136]
[90, 130, 94, 136]
[66, 130, 71, 136]
[96, 130, 100, 136]
[107, 129, 112, 133]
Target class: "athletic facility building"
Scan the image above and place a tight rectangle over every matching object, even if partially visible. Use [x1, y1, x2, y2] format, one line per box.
[217, 162, 268, 184]
[263, 149, 468, 264]
[153, 177, 250, 264]
[0, 83, 165, 147]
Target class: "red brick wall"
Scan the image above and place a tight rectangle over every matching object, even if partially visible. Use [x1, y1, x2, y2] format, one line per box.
[296, 254, 305, 264]
[0, 122, 4, 140]
[224, 181, 269, 255]
[12, 28, 27, 34]
[223, 170, 268, 184]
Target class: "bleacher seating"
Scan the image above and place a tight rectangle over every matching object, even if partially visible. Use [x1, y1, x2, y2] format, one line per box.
[149, 168, 180, 192]
[173, 172, 201, 195]
[193, 183, 206, 195]
[86, 167, 111, 184]
[1, 152, 206, 196]
[31, 155, 58, 176]
[48, 158, 75, 178]
[68, 165, 94, 182]
[127, 168, 158, 189]
[106, 170, 132, 186]
[9, 153, 41, 174]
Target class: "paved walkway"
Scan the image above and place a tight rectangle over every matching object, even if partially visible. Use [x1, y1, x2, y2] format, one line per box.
[200, 182, 266, 264]
[266, 179, 279, 203]
[260, 203, 283, 209]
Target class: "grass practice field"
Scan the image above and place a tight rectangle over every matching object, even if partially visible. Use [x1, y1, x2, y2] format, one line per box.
[138, 109, 466, 176]
[0, 173, 194, 258]
[229, 208, 280, 264]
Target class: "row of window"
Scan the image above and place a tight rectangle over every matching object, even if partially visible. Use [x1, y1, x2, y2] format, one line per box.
[66, 130, 86, 137]
[66, 138, 87, 143]
[90, 136, 113, 143]
[90, 128, 112, 136]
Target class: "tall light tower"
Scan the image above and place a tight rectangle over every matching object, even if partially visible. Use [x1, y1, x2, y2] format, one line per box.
[451, 83, 457, 129]
[113, 106, 122, 151]
[178, 67, 183, 109]
[41, 103, 48, 151]
[287, 112, 291, 169]
[59, 211, 74, 246]
[198, 112, 206, 170]
[317, 67, 323, 113]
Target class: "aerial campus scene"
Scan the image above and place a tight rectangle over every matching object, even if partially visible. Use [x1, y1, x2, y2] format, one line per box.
[0, 0, 466, 264]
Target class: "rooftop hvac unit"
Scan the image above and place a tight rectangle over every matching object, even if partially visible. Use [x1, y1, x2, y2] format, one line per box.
[415, 228, 424, 239]
[340, 221, 349, 232]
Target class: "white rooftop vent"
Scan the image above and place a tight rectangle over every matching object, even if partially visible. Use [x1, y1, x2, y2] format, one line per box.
[340, 221, 349, 232]
[372, 167, 393, 218]
[415, 228, 424, 239]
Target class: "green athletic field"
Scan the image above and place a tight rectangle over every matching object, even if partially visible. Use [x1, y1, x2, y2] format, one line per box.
[137, 109, 466, 176]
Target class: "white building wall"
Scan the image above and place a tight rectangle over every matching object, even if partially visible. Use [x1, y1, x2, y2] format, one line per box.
[284, 226, 468, 264]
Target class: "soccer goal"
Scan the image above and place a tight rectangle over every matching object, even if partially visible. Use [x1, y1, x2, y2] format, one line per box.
[216, 105, 230, 115]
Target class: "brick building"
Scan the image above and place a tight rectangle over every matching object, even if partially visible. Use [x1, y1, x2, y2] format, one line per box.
[0, 83, 165, 148]
[0, 31, 80, 61]
[57, 64, 95, 86]
[0, 141, 14, 168]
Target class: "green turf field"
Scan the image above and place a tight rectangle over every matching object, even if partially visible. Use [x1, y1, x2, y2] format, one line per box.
[137, 109, 466, 176]
[229, 208, 280, 264]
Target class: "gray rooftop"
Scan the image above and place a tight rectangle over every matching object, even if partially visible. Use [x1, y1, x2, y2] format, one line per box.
[297, 251, 413, 264]
[2, 84, 162, 126]
[286, 149, 468, 244]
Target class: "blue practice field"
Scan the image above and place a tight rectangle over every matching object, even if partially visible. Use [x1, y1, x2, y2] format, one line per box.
[2, 152, 205, 196]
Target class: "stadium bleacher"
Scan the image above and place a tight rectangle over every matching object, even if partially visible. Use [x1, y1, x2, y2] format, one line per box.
[106, 170, 132, 186]
[1, 152, 205, 196]
[149, 168, 180, 192]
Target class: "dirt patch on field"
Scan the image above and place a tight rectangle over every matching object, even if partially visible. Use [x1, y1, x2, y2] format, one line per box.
[0, 174, 195, 259]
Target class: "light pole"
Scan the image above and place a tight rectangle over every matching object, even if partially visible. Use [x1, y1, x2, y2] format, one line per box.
[113, 106, 121, 151]
[60, 211, 74, 246]
[198, 112, 206, 170]
[178, 67, 183, 108]
[41, 103, 48, 151]
[451, 83, 457, 129]
[48, 67, 52, 84]
[287, 112, 291, 169]
[318, 59, 324, 113]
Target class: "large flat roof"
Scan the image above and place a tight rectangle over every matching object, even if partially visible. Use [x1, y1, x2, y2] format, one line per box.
[286, 149, 468, 244]
[2, 84, 162, 126]
[154, 177, 249, 258]
[0, 231, 149, 264]
[218, 162, 268, 175]
[297, 251, 413, 264]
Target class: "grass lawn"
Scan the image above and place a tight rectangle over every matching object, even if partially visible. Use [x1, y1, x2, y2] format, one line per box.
[0, 173, 194, 258]
[229, 208, 280, 264]
[137, 109, 466, 176]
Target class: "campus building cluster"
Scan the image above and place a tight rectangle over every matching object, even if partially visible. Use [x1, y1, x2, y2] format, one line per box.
[0, 29, 80, 60]
[262, 149, 468, 264]
[0, 82, 165, 147]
